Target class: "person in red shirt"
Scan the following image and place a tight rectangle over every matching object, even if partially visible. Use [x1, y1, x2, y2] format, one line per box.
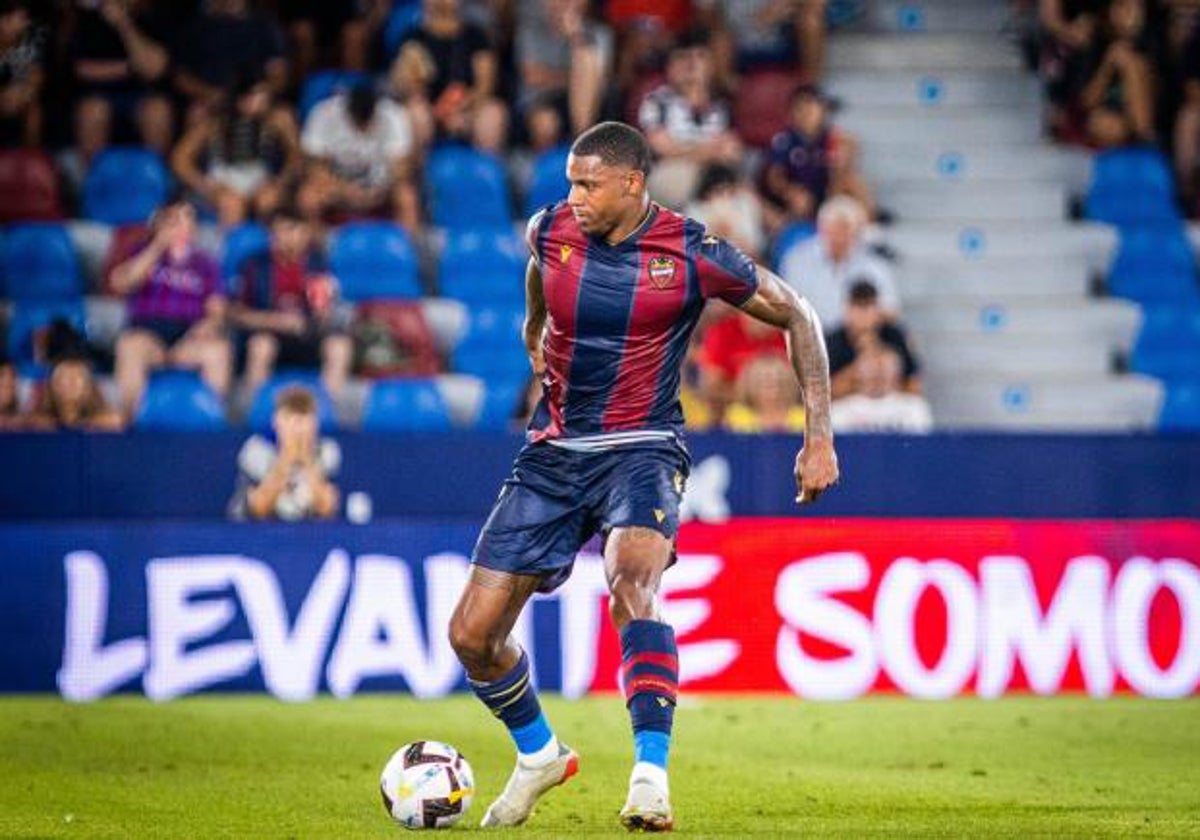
[696, 307, 787, 422]
[229, 208, 352, 399]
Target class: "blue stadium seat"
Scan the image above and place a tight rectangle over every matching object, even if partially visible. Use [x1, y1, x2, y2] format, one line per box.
[222, 222, 271, 284]
[1086, 147, 1178, 226]
[427, 145, 511, 230]
[525, 145, 570, 217]
[472, 380, 526, 432]
[1131, 307, 1200, 382]
[6, 300, 86, 363]
[1160, 381, 1200, 431]
[771, 222, 817, 271]
[1, 224, 82, 302]
[298, 70, 372, 124]
[451, 342, 530, 381]
[459, 306, 525, 348]
[135, 370, 227, 430]
[438, 228, 525, 304]
[248, 373, 338, 432]
[1108, 226, 1200, 304]
[382, 1, 423, 58]
[82, 148, 171, 226]
[329, 222, 420, 301]
[362, 378, 453, 431]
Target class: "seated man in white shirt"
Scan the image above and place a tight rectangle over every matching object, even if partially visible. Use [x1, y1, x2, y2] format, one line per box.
[297, 82, 422, 232]
[778, 195, 899, 330]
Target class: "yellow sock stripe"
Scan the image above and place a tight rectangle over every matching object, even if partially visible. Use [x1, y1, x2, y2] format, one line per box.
[488, 674, 532, 716]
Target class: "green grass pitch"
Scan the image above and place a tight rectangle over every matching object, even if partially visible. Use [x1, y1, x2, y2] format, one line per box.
[2, 695, 1198, 838]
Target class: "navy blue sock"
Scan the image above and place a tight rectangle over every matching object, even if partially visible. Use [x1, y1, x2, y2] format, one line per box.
[620, 619, 678, 770]
[468, 650, 554, 756]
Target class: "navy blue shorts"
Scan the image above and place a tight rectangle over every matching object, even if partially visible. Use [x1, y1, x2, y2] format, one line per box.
[472, 440, 690, 593]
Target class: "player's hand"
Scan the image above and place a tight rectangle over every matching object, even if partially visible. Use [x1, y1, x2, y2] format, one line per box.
[794, 438, 838, 505]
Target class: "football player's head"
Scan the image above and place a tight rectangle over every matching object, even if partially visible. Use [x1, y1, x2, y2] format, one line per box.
[567, 121, 652, 238]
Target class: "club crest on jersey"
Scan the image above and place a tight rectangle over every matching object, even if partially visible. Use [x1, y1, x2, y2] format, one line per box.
[647, 256, 676, 289]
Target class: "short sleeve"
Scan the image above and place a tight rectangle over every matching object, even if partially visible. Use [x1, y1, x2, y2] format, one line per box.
[637, 90, 666, 132]
[380, 102, 413, 159]
[525, 206, 551, 265]
[301, 99, 332, 155]
[695, 231, 758, 306]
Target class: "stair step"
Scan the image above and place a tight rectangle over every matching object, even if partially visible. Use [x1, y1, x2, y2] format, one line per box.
[882, 221, 1116, 261]
[840, 106, 1043, 145]
[828, 34, 1023, 71]
[906, 299, 1141, 348]
[877, 181, 1068, 222]
[852, 0, 1014, 34]
[861, 144, 1091, 191]
[826, 69, 1040, 108]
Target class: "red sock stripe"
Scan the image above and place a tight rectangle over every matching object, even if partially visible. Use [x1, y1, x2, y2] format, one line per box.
[624, 674, 679, 701]
[621, 652, 679, 680]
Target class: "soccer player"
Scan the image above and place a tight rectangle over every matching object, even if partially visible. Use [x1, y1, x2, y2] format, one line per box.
[448, 121, 839, 832]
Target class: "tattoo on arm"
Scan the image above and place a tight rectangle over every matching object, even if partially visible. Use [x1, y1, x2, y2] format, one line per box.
[739, 265, 834, 440]
[524, 258, 547, 367]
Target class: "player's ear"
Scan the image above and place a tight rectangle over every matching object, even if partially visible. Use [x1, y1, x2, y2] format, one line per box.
[626, 169, 645, 196]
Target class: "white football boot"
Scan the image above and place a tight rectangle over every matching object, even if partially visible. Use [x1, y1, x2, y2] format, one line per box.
[619, 763, 674, 832]
[480, 743, 579, 827]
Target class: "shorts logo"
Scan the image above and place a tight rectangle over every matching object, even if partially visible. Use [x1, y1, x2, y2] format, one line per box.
[648, 256, 676, 289]
[653, 509, 666, 524]
[560, 245, 573, 263]
[672, 471, 684, 495]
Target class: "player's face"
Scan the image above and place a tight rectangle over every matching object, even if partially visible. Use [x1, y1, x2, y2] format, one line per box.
[566, 153, 644, 237]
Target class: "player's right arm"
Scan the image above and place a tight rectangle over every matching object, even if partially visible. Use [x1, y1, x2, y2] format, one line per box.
[524, 257, 547, 377]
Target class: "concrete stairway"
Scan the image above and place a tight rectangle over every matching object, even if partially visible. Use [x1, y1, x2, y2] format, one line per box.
[825, 1, 1163, 430]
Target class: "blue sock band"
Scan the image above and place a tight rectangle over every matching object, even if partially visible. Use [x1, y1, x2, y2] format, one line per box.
[469, 650, 552, 754]
[620, 619, 678, 769]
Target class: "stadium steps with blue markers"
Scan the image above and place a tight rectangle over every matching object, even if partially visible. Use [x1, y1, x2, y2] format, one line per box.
[848, 0, 1016, 34]
[827, 33, 1021, 72]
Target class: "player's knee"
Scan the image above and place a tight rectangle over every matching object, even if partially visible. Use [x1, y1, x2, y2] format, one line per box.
[608, 573, 657, 627]
[447, 615, 502, 670]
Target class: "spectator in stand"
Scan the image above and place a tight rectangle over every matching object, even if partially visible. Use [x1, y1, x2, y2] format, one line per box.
[297, 81, 422, 231]
[516, 0, 607, 136]
[1079, 0, 1156, 148]
[1174, 12, 1200, 211]
[698, 0, 827, 88]
[111, 201, 232, 417]
[277, 0, 384, 80]
[686, 163, 769, 259]
[27, 353, 125, 432]
[0, 0, 43, 147]
[0, 357, 21, 429]
[171, 70, 302, 226]
[171, 0, 288, 118]
[70, 0, 174, 174]
[1037, 0, 1106, 141]
[392, 0, 505, 143]
[231, 208, 352, 399]
[638, 27, 742, 209]
[229, 384, 340, 520]
[764, 84, 873, 222]
[827, 280, 921, 400]
[606, 0, 691, 97]
[723, 353, 806, 433]
[779, 195, 898, 329]
[695, 307, 786, 423]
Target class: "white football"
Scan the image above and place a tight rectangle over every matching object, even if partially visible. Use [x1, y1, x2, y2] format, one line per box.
[380, 741, 475, 830]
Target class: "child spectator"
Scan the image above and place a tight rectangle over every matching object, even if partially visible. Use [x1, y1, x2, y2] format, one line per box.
[779, 195, 898, 329]
[1038, 0, 1106, 141]
[696, 308, 787, 423]
[826, 280, 921, 400]
[111, 201, 232, 417]
[392, 0, 504, 142]
[231, 208, 352, 399]
[298, 82, 421, 231]
[70, 0, 173, 170]
[829, 348, 933, 433]
[723, 353, 806, 433]
[229, 384, 340, 520]
[1079, 0, 1156, 148]
[27, 353, 124, 432]
[516, 0, 607, 136]
[172, 71, 302, 226]
[638, 27, 741, 209]
[0, 0, 43, 147]
[764, 84, 872, 222]
[686, 163, 769, 259]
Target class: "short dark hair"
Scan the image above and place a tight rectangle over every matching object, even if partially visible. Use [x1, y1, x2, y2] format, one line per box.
[673, 26, 711, 52]
[275, 385, 317, 416]
[848, 279, 879, 305]
[347, 83, 378, 127]
[570, 121, 652, 174]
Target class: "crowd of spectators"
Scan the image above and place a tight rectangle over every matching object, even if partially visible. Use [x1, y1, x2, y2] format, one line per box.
[29, 0, 1200, 438]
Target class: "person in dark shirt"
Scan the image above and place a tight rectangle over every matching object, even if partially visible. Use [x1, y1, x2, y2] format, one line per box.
[171, 0, 287, 116]
[230, 208, 352, 399]
[1173, 17, 1200, 213]
[392, 0, 503, 142]
[71, 0, 173, 165]
[0, 0, 43, 147]
[826, 279, 921, 399]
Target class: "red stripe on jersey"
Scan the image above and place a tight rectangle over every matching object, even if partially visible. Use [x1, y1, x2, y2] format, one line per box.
[532, 205, 588, 441]
[600, 211, 689, 431]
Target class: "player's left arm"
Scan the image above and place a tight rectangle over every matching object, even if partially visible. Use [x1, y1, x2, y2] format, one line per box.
[524, 257, 547, 376]
[738, 264, 840, 504]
